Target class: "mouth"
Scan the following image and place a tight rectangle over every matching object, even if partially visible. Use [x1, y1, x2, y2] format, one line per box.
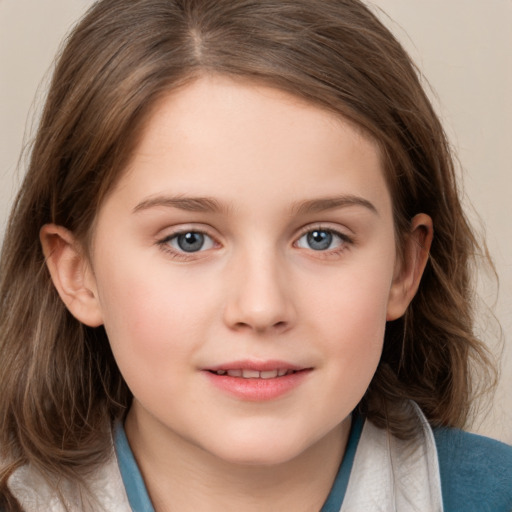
[208, 368, 300, 379]
[203, 361, 311, 401]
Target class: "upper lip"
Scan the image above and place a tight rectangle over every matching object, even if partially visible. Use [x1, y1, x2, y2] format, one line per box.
[204, 360, 307, 372]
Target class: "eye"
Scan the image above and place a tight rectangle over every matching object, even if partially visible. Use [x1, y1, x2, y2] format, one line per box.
[165, 231, 216, 253]
[296, 229, 347, 251]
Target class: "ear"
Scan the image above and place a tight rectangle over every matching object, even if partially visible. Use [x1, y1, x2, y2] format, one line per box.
[40, 224, 103, 327]
[386, 213, 433, 321]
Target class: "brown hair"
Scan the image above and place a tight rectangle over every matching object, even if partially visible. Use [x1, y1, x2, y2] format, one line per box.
[0, 0, 494, 506]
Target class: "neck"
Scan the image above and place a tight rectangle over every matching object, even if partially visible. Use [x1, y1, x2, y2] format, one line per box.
[124, 407, 350, 512]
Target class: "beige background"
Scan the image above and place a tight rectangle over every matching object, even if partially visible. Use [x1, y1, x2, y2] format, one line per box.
[1, 1, 511, 443]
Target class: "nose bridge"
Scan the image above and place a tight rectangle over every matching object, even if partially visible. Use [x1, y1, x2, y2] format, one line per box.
[223, 242, 295, 332]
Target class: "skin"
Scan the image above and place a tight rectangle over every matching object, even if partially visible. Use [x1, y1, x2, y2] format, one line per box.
[41, 75, 432, 511]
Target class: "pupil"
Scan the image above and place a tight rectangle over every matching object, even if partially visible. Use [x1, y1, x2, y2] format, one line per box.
[177, 232, 204, 252]
[307, 230, 332, 251]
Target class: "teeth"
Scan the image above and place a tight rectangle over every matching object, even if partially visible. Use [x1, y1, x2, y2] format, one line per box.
[242, 369, 260, 378]
[215, 368, 297, 379]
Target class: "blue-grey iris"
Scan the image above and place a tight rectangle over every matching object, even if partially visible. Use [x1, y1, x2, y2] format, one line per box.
[307, 230, 332, 250]
[177, 232, 205, 252]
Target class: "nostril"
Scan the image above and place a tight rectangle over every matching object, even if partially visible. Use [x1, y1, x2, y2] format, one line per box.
[231, 320, 288, 333]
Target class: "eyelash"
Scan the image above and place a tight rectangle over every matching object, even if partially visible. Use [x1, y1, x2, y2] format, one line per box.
[156, 226, 354, 261]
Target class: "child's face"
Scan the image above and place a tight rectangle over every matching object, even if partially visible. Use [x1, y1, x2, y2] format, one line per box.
[83, 76, 412, 465]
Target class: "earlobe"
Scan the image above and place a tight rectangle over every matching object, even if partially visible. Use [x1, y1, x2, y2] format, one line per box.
[40, 224, 103, 327]
[386, 214, 433, 321]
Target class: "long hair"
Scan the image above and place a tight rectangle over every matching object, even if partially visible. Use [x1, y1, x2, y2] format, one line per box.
[0, 0, 494, 506]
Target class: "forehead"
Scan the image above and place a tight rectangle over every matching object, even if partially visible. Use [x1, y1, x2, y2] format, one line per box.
[101, 75, 390, 220]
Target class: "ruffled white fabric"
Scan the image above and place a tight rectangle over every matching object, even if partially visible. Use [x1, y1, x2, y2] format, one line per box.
[8, 405, 443, 511]
[7, 447, 131, 512]
[341, 404, 444, 512]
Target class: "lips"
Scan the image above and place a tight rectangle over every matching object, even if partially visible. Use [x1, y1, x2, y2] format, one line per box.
[203, 360, 311, 401]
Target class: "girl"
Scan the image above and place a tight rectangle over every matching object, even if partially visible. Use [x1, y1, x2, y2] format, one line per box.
[0, 0, 511, 510]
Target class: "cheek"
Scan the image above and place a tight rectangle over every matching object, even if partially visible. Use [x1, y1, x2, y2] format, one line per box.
[94, 258, 220, 380]
[325, 291, 386, 377]
[305, 259, 393, 389]
[306, 252, 393, 336]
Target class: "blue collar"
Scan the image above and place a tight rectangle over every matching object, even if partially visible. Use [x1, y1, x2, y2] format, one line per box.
[114, 422, 155, 511]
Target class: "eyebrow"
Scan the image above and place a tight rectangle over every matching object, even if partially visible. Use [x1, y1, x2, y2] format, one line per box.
[132, 193, 378, 216]
[133, 195, 226, 214]
[292, 195, 379, 216]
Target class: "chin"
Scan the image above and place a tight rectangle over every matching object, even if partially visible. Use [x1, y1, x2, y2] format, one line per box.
[200, 430, 319, 468]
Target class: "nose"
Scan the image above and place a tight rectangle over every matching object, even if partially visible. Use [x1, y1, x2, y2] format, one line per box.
[222, 249, 296, 334]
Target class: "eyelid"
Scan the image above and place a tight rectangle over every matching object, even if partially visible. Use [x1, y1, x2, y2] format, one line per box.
[157, 223, 219, 241]
[294, 223, 353, 242]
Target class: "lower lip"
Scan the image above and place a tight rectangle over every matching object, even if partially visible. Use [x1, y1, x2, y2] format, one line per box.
[203, 370, 311, 401]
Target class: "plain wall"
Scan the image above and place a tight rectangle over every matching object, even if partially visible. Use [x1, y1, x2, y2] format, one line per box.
[1, 0, 511, 443]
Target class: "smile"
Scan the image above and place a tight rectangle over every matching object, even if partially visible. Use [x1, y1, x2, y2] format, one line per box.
[210, 369, 297, 379]
[204, 362, 311, 401]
